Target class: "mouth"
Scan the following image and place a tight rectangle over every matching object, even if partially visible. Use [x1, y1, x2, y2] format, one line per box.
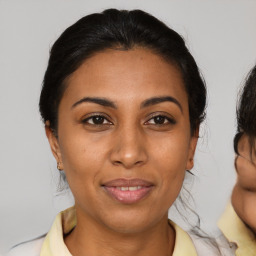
[102, 179, 154, 204]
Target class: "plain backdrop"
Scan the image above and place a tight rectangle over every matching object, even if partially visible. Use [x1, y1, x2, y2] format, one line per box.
[1, 0, 256, 253]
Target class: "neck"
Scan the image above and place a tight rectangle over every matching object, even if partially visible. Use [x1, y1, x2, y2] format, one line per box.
[64, 207, 175, 256]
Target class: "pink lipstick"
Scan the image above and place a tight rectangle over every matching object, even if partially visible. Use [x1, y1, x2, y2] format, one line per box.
[102, 179, 153, 204]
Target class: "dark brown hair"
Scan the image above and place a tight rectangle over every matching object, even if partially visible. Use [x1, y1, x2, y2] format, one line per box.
[234, 64, 256, 157]
[39, 9, 206, 136]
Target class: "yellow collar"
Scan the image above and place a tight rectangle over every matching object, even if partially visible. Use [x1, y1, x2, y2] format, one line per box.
[218, 203, 256, 256]
[40, 206, 197, 256]
[170, 220, 197, 256]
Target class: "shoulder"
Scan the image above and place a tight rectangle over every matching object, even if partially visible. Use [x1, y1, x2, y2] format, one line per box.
[7, 235, 46, 256]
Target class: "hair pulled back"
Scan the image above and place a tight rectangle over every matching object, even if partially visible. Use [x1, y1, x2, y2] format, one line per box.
[234, 64, 256, 154]
[39, 9, 206, 134]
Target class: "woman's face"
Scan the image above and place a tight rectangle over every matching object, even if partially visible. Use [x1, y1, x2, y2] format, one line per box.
[47, 48, 198, 233]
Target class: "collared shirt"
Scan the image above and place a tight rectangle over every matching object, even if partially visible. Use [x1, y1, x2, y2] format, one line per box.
[218, 203, 256, 256]
[40, 206, 198, 256]
[9, 206, 236, 256]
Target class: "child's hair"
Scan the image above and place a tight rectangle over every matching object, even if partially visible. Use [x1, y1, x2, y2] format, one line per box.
[234, 64, 256, 158]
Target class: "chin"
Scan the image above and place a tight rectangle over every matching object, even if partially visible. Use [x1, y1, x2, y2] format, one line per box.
[99, 208, 166, 234]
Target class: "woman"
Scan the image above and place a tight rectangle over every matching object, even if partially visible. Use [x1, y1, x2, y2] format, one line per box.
[8, 9, 234, 256]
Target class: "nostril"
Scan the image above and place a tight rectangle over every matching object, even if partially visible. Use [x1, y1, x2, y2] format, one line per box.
[114, 161, 122, 166]
[112, 160, 144, 168]
[135, 160, 143, 166]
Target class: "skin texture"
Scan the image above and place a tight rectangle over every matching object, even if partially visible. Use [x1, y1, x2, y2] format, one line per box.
[232, 134, 256, 234]
[46, 48, 198, 256]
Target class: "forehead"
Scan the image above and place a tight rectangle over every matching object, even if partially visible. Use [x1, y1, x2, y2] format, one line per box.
[238, 134, 256, 156]
[63, 48, 188, 108]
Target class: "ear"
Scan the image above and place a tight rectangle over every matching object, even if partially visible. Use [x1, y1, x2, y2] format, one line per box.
[45, 121, 63, 170]
[186, 128, 199, 170]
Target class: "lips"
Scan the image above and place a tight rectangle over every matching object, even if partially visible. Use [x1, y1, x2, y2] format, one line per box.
[102, 179, 154, 204]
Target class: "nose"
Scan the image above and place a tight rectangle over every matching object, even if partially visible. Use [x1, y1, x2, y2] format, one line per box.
[110, 126, 148, 169]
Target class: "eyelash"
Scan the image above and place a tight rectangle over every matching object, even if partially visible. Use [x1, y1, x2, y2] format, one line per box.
[81, 114, 113, 126]
[81, 113, 176, 127]
[145, 114, 176, 126]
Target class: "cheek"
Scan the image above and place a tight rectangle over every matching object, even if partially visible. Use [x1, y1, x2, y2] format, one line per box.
[150, 131, 191, 195]
[152, 128, 191, 169]
[156, 152, 186, 196]
[58, 118, 107, 166]
[57, 126, 109, 192]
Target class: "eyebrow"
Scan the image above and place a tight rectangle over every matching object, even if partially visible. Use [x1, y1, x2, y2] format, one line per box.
[71, 97, 117, 109]
[141, 96, 183, 112]
[71, 96, 183, 112]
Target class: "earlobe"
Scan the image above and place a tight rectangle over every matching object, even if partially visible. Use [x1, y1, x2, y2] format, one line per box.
[186, 158, 194, 171]
[45, 121, 63, 169]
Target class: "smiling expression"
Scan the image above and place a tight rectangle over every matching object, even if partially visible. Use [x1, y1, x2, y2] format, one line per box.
[47, 47, 198, 233]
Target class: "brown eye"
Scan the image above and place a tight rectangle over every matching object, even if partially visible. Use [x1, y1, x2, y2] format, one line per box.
[153, 116, 166, 124]
[91, 116, 105, 124]
[82, 115, 112, 125]
[146, 115, 175, 125]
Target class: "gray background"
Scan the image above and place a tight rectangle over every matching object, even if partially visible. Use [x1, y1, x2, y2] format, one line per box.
[1, 0, 256, 253]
